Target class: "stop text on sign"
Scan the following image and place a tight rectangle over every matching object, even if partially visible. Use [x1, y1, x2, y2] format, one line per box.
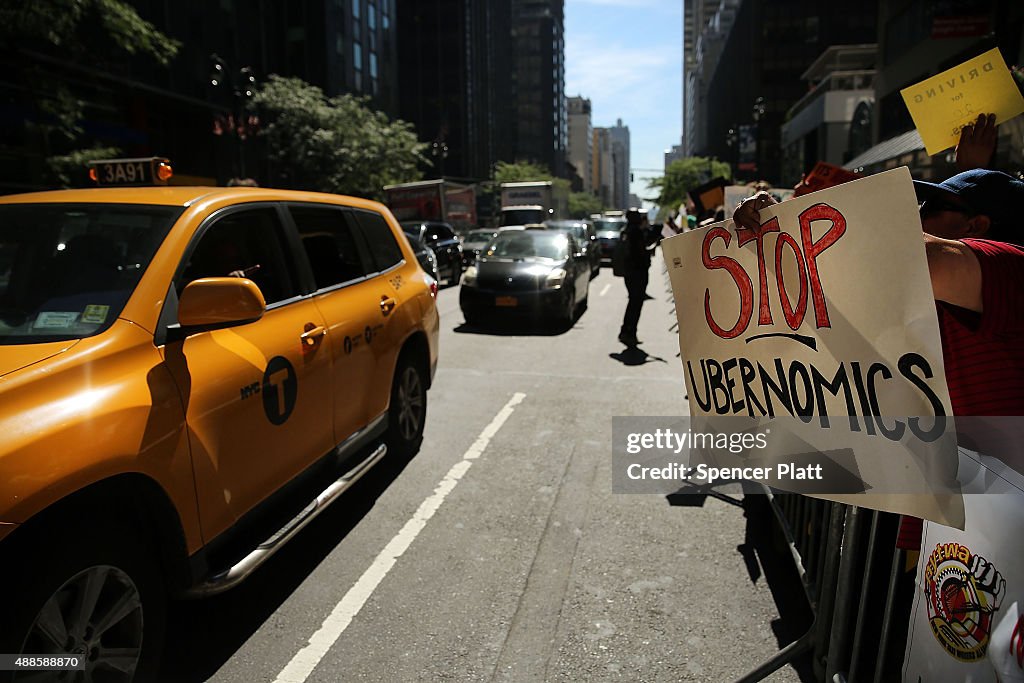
[702, 203, 846, 339]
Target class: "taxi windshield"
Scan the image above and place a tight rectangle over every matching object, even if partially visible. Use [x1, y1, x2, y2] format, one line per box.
[0, 203, 181, 345]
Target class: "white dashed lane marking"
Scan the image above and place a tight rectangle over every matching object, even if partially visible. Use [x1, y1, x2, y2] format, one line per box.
[273, 392, 528, 683]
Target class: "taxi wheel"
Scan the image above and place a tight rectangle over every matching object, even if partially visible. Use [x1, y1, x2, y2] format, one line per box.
[0, 518, 164, 683]
[386, 355, 427, 459]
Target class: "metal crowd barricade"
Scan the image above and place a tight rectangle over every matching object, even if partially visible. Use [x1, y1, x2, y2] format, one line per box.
[737, 494, 912, 683]
[657, 256, 914, 682]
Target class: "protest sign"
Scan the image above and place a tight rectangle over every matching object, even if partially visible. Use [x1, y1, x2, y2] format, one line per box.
[903, 448, 1024, 682]
[661, 167, 963, 526]
[793, 162, 862, 197]
[688, 177, 727, 216]
[900, 47, 1024, 155]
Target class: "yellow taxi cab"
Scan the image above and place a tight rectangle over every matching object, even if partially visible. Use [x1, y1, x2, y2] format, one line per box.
[0, 159, 439, 679]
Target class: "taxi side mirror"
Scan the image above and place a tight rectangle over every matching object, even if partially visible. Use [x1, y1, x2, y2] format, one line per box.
[178, 277, 265, 329]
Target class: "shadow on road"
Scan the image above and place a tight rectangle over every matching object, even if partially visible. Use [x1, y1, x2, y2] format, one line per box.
[608, 346, 667, 365]
[735, 495, 817, 682]
[662, 485, 815, 681]
[160, 448, 419, 682]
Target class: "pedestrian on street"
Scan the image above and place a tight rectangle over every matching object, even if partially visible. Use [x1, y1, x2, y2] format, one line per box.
[618, 207, 659, 347]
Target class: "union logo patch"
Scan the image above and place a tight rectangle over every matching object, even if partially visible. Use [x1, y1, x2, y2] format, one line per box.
[924, 542, 1006, 662]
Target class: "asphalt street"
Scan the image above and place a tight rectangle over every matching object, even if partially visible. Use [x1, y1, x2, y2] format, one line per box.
[161, 258, 810, 682]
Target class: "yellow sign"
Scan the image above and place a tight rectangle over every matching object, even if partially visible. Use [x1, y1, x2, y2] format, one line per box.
[900, 48, 1024, 155]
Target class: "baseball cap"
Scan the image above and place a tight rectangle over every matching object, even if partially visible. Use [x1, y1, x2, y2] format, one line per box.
[913, 169, 1024, 228]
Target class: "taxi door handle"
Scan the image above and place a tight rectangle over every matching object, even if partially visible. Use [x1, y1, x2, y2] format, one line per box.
[380, 295, 396, 315]
[300, 325, 327, 346]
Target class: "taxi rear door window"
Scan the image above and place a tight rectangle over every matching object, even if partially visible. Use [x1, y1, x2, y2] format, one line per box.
[287, 205, 372, 290]
[352, 210, 403, 273]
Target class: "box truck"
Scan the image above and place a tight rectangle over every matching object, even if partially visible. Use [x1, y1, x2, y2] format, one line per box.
[383, 179, 477, 233]
[498, 181, 568, 226]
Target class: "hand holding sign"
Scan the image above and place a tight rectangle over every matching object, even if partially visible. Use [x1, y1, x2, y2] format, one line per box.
[732, 191, 778, 234]
[955, 113, 998, 172]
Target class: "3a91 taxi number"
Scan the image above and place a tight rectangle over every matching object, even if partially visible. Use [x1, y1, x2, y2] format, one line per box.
[88, 157, 172, 186]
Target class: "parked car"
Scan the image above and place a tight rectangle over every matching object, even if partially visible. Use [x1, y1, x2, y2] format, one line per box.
[594, 216, 626, 264]
[0, 175, 439, 679]
[401, 220, 463, 286]
[460, 229, 589, 327]
[460, 228, 497, 268]
[545, 219, 601, 278]
[405, 232, 440, 284]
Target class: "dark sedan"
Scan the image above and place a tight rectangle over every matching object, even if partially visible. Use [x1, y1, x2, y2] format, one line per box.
[461, 228, 497, 268]
[404, 233, 440, 285]
[545, 220, 601, 278]
[460, 230, 590, 327]
[401, 220, 463, 286]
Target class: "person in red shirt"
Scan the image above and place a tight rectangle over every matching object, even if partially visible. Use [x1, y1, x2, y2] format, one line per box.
[913, 168, 1024, 416]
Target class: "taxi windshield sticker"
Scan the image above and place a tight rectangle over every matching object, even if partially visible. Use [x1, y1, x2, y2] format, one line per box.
[34, 312, 79, 329]
[81, 305, 110, 324]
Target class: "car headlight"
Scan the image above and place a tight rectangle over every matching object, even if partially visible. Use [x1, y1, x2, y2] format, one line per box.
[544, 268, 566, 289]
[463, 265, 478, 287]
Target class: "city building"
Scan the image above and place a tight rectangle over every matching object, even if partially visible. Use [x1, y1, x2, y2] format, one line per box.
[779, 44, 877, 186]
[512, 0, 567, 177]
[609, 119, 630, 210]
[593, 127, 615, 207]
[683, 0, 739, 157]
[701, 0, 878, 185]
[395, 0, 513, 180]
[567, 96, 593, 192]
[0, 0, 400, 191]
[845, 1, 1024, 181]
[664, 144, 685, 169]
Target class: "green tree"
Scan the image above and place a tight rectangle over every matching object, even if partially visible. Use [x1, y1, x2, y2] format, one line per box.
[493, 160, 554, 183]
[647, 157, 732, 213]
[0, 0, 180, 142]
[492, 160, 572, 205]
[568, 191, 603, 219]
[253, 75, 428, 199]
[47, 145, 121, 188]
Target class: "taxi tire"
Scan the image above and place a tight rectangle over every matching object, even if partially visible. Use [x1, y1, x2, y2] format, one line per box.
[0, 516, 165, 683]
[385, 354, 427, 459]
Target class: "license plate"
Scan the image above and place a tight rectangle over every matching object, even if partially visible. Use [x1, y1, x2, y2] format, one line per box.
[495, 296, 518, 307]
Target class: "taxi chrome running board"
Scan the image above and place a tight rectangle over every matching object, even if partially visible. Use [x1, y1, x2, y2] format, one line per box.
[186, 442, 388, 597]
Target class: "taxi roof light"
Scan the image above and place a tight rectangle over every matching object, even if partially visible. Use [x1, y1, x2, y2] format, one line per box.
[156, 161, 174, 182]
[86, 156, 173, 186]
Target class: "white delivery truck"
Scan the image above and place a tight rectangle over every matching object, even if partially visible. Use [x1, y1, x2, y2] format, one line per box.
[498, 181, 569, 226]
